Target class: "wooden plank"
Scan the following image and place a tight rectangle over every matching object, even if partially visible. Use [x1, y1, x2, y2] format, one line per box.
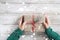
[0, 14, 60, 24]
[0, 0, 60, 4]
[0, 4, 60, 13]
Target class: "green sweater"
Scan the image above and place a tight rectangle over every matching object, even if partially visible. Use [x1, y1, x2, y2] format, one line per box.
[7, 27, 60, 40]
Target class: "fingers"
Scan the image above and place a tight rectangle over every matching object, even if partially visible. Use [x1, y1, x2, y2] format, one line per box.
[21, 21, 27, 30]
[19, 16, 22, 26]
[43, 15, 50, 28]
[19, 15, 27, 30]
[43, 21, 48, 28]
[45, 15, 50, 25]
[21, 16, 24, 25]
[19, 15, 24, 27]
[22, 21, 27, 29]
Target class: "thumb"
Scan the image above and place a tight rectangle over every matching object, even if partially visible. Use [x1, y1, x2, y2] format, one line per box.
[19, 17, 22, 27]
[20, 21, 27, 30]
[43, 22, 49, 29]
[43, 22, 47, 28]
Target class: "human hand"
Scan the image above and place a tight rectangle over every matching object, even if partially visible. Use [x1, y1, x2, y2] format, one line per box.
[18, 16, 27, 31]
[42, 15, 50, 29]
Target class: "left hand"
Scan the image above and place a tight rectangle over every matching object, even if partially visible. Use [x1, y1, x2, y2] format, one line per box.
[18, 16, 27, 31]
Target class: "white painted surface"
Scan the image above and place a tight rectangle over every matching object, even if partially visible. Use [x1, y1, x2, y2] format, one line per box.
[0, 0, 60, 3]
[0, 0, 60, 40]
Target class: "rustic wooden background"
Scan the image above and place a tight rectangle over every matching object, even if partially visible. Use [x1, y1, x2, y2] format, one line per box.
[0, 0, 60, 40]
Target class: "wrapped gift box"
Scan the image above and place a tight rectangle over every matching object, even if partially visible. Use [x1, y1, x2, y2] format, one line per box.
[22, 14, 45, 32]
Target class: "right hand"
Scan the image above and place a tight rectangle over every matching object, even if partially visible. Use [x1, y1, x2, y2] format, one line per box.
[42, 15, 50, 29]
